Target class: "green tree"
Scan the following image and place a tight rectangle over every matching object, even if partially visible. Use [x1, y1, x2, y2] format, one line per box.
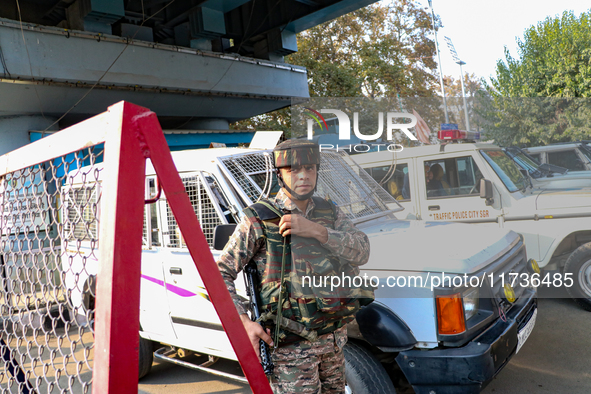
[482, 11, 591, 146]
[491, 11, 591, 97]
[442, 73, 486, 131]
[444, 73, 484, 98]
[231, 108, 291, 134]
[232, 0, 443, 132]
[289, 0, 440, 97]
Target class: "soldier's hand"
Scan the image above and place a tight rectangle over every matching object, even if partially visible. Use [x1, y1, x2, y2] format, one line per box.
[240, 314, 273, 361]
[279, 214, 328, 243]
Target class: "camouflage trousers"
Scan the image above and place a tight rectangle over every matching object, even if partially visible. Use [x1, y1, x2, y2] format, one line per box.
[269, 326, 347, 394]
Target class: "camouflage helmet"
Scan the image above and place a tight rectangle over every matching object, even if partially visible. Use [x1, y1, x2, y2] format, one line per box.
[272, 139, 320, 169]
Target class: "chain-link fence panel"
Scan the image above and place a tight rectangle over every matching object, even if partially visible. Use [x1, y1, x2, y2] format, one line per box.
[0, 147, 103, 394]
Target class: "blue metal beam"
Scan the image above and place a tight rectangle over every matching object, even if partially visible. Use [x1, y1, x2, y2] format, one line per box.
[30, 130, 255, 147]
[288, 0, 379, 32]
[164, 131, 255, 150]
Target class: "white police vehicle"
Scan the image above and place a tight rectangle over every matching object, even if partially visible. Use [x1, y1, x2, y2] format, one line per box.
[503, 146, 591, 189]
[352, 128, 591, 311]
[62, 141, 537, 393]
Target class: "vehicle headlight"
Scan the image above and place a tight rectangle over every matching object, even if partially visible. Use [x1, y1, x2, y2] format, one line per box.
[462, 287, 479, 321]
[528, 258, 540, 274]
[503, 283, 516, 303]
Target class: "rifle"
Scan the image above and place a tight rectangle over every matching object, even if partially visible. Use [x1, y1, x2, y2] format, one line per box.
[244, 262, 274, 376]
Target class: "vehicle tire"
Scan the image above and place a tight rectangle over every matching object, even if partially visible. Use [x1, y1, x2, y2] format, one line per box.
[138, 336, 154, 380]
[564, 242, 591, 312]
[344, 341, 396, 394]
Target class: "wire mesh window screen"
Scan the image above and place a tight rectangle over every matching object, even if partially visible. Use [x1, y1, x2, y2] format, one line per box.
[219, 150, 393, 221]
[0, 148, 102, 393]
[64, 187, 99, 242]
[356, 163, 400, 205]
[145, 179, 160, 248]
[218, 153, 277, 203]
[142, 214, 149, 247]
[317, 151, 394, 220]
[316, 151, 385, 220]
[165, 174, 225, 248]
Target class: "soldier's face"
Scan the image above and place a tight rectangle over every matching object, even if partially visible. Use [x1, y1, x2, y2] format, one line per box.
[280, 165, 317, 197]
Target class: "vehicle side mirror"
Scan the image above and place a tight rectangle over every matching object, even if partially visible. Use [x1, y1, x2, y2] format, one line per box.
[479, 179, 494, 206]
[213, 224, 237, 251]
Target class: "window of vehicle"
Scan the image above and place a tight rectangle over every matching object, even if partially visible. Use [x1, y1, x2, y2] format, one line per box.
[513, 153, 539, 172]
[219, 153, 280, 202]
[164, 173, 227, 248]
[547, 150, 585, 171]
[64, 186, 99, 241]
[424, 157, 484, 198]
[481, 151, 528, 192]
[206, 174, 238, 224]
[505, 149, 542, 178]
[364, 163, 410, 201]
[528, 153, 542, 163]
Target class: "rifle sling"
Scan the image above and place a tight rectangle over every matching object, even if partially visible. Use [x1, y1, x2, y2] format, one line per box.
[257, 311, 318, 342]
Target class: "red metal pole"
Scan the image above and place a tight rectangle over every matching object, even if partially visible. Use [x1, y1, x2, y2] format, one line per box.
[93, 102, 147, 394]
[132, 108, 273, 394]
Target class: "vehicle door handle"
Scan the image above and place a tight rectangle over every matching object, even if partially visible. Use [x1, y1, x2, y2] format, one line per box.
[169, 267, 183, 275]
[428, 205, 440, 211]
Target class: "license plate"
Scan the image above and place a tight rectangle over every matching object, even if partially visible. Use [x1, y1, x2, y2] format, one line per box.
[516, 308, 537, 353]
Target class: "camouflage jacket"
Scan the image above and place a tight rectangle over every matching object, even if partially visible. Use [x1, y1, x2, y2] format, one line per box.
[217, 189, 370, 319]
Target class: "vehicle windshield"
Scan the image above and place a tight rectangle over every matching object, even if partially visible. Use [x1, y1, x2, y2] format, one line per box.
[505, 148, 542, 177]
[480, 150, 529, 192]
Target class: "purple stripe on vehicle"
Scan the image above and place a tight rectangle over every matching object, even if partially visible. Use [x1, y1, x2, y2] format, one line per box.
[141, 274, 196, 298]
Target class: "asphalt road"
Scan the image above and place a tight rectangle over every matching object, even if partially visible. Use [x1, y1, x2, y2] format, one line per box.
[138, 287, 591, 394]
[482, 286, 591, 394]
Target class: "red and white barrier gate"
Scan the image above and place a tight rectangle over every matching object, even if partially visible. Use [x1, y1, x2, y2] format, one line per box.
[0, 101, 272, 394]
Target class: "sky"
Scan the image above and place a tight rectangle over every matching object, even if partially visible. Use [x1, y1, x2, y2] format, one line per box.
[415, 0, 590, 83]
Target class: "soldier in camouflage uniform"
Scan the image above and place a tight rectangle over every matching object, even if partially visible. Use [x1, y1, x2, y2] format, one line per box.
[217, 140, 371, 393]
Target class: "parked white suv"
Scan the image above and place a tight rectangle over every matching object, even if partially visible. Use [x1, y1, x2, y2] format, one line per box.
[352, 139, 591, 311]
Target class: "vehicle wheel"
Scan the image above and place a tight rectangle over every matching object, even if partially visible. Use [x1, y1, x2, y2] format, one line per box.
[344, 341, 396, 394]
[138, 336, 154, 379]
[564, 242, 591, 311]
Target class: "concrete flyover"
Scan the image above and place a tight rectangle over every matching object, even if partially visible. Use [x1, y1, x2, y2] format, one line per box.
[0, 0, 380, 153]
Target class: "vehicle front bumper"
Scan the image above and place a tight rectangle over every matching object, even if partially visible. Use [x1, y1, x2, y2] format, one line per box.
[396, 288, 537, 394]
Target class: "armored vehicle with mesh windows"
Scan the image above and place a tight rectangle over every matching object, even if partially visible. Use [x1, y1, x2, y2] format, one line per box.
[61, 145, 537, 394]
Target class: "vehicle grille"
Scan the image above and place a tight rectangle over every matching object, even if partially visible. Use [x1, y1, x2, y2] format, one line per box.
[484, 240, 529, 304]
